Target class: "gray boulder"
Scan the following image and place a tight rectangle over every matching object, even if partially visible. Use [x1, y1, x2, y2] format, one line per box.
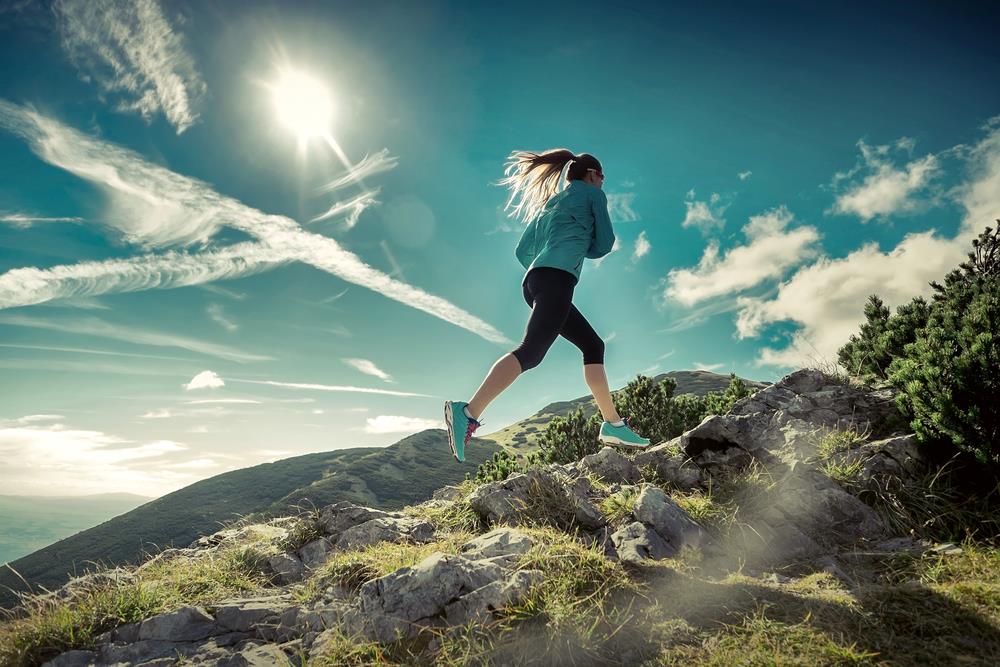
[633, 441, 703, 490]
[610, 522, 673, 563]
[580, 446, 641, 484]
[632, 485, 704, 554]
[138, 605, 217, 642]
[334, 516, 435, 550]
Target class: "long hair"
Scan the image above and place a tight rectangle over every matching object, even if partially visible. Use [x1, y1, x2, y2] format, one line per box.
[497, 148, 603, 224]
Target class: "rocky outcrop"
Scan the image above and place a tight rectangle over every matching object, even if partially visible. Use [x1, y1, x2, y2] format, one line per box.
[40, 368, 935, 667]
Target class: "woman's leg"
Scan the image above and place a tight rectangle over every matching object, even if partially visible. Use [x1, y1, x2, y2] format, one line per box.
[467, 269, 574, 420]
[560, 304, 622, 423]
[466, 353, 522, 421]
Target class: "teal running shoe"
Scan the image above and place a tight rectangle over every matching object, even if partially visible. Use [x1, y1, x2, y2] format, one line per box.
[444, 400, 482, 463]
[598, 416, 650, 450]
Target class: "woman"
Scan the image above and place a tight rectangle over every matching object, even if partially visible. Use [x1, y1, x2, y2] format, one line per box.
[444, 148, 651, 462]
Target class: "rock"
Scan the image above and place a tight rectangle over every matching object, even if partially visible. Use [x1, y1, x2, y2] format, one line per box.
[632, 485, 704, 554]
[579, 446, 641, 484]
[267, 553, 305, 585]
[461, 527, 536, 562]
[214, 601, 285, 633]
[214, 643, 292, 666]
[610, 521, 673, 562]
[633, 442, 703, 490]
[777, 468, 885, 543]
[334, 516, 435, 550]
[138, 605, 218, 642]
[443, 569, 543, 625]
[42, 650, 96, 667]
[468, 468, 605, 530]
[860, 434, 929, 482]
[317, 501, 394, 538]
[346, 552, 507, 642]
[297, 538, 333, 570]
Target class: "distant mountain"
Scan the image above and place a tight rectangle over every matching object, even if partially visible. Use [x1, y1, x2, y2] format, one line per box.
[480, 370, 769, 453]
[0, 493, 151, 565]
[0, 432, 498, 609]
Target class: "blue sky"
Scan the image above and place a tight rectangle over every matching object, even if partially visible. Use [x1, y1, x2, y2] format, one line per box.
[0, 0, 997, 497]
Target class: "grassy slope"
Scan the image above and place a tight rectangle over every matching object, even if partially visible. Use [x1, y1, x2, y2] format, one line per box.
[0, 431, 500, 609]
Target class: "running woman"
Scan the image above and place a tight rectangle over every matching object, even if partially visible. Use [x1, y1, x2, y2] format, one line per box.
[444, 148, 651, 462]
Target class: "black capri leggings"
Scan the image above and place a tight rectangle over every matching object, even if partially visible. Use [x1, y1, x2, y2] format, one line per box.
[510, 267, 605, 372]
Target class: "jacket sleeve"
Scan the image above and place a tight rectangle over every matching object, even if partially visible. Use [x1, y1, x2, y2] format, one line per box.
[515, 218, 537, 269]
[585, 188, 615, 259]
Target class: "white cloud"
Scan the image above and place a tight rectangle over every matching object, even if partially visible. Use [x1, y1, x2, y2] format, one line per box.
[662, 205, 821, 307]
[0, 212, 84, 227]
[311, 188, 381, 228]
[342, 358, 394, 383]
[0, 421, 197, 495]
[0, 101, 512, 346]
[693, 361, 725, 372]
[738, 171, 752, 181]
[0, 313, 271, 363]
[140, 409, 173, 419]
[233, 378, 434, 398]
[361, 415, 444, 434]
[606, 192, 640, 223]
[316, 148, 399, 193]
[184, 398, 261, 405]
[602, 331, 617, 343]
[206, 303, 238, 332]
[54, 0, 206, 133]
[827, 138, 940, 222]
[632, 230, 651, 261]
[0, 414, 65, 426]
[738, 118, 1000, 369]
[184, 370, 225, 390]
[681, 190, 729, 234]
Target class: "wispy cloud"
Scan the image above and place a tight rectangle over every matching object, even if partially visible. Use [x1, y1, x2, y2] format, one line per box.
[693, 361, 725, 372]
[632, 230, 651, 261]
[360, 415, 444, 434]
[342, 358, 395, 383]
[0, 313, 271, 362]
[184, 370, 225, 390]
[197, 283, 248, 301]
[0, 414, 65, 426]
[0, 212, 84, 227]
[54, 0, 206, 133]
[0, 342, 192, 361]
[826, 137, 940, 222]
[662, 205, 821, 307]
[738, 171, 752, 181]
[232, 378, 435, 398]
[316, 149, 399, 193]
[184, 398, 261, 405]
[311, 188, 381, 228]
[738, 118, 1000, 368]
[606, 192, 640, 223]
[206, 303, 238, 332]
[0, 101, 512, 346]
[681, 190, 729, 234]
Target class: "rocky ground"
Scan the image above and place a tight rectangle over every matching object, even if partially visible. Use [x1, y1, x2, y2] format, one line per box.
[7, 369, 999, 666]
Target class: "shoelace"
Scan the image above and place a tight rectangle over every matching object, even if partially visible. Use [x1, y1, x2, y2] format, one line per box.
[464, 417, 482, 446]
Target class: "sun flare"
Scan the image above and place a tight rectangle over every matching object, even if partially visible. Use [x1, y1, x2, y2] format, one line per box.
[269, 69, 333, 141]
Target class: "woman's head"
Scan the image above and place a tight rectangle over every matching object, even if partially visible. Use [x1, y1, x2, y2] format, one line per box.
[498, 148, 604, 223]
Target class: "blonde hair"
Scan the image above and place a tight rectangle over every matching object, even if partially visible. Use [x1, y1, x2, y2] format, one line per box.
[497, 148, 602, 224]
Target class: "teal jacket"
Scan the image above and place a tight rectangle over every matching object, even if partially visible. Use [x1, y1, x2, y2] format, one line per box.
[514, 179, 615, 285]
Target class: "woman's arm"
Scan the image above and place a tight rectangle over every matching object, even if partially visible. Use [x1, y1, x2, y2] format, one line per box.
[515, 218, 538, 269]
[585, 188, 615, 259]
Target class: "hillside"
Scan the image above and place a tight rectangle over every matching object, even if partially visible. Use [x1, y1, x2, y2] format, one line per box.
[5, 369, 998, 666]
[0, 494, 150, 566]
[481, 370, 769, 452]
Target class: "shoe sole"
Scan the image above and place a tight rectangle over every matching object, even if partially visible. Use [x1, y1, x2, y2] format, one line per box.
[444, 402, 463, 462]
[598, 434, 650, 450]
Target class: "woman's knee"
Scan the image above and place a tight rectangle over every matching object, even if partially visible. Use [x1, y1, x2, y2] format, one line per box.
[511, 346, 544, 372]
[583, 339, 605, 365]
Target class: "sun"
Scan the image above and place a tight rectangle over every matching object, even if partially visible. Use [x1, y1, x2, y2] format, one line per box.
[268, 68, 333, 142]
